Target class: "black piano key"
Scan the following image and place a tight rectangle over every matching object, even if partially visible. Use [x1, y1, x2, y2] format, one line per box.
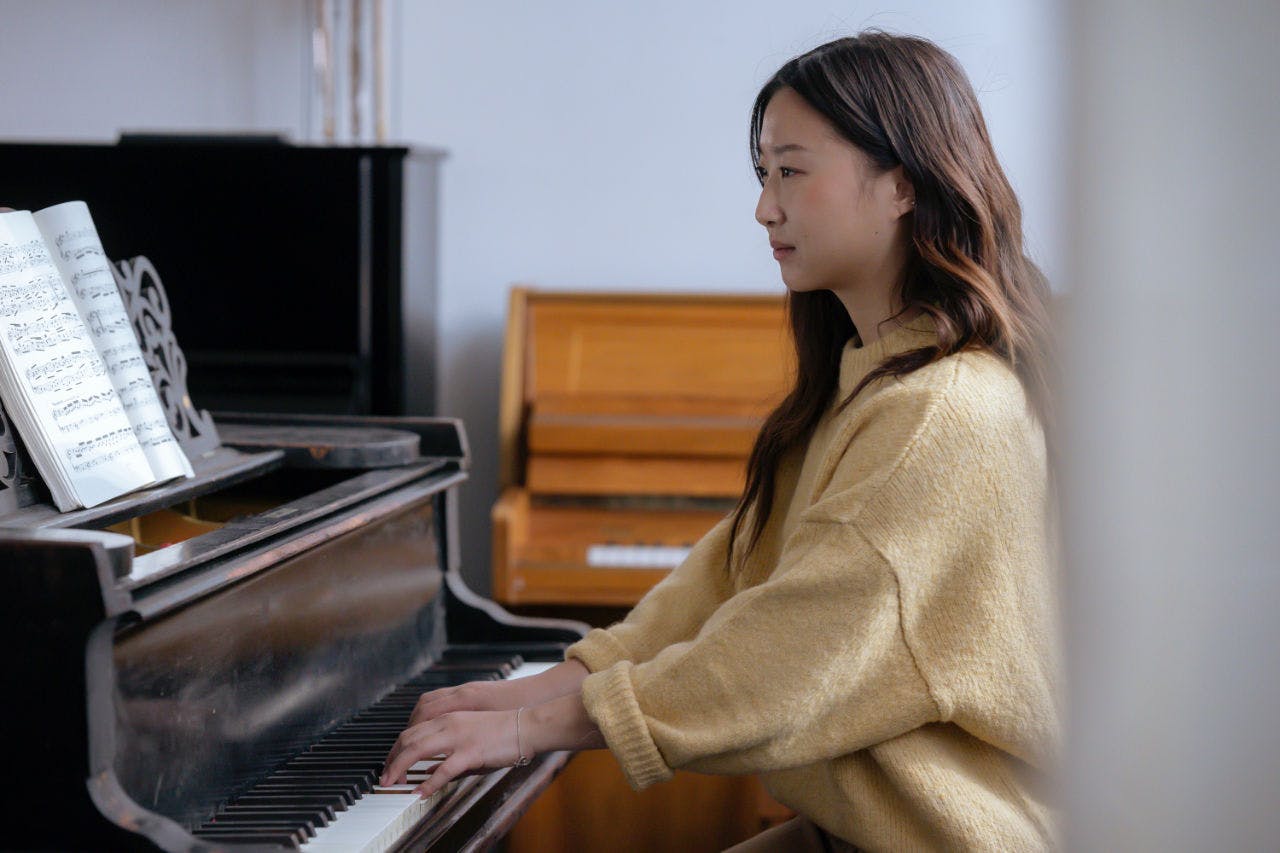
[197, 821, 313, 841]
[268, 770, 377, 786]
[202, 817, 317, 837]
[247, 778, 358, 799]
[324, 733, 401, 742]
[232, 794, 347, 810]
[221, 802, 337, 822]
[291, 755, 389, 766]
[442, 641, 567, 660]
[307, 744, 395, 754]
[324, 723, 403, 732]
[285, 756, 381, 767]
[191, 828, 301, 848]
[215, 807, 331, 825]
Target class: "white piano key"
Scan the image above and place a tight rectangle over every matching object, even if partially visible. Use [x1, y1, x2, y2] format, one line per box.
[299, 788, 451, 853]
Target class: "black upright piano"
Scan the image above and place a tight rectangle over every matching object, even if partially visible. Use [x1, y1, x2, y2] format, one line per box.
[0, 412, 586, 851]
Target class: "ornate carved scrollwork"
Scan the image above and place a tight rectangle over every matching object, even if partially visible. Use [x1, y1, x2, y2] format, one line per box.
[111, 256, 220, 458]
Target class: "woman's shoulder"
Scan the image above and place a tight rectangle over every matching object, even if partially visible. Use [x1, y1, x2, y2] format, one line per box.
[811, 349, 1045, 524]
[857, 347, 1034, 433]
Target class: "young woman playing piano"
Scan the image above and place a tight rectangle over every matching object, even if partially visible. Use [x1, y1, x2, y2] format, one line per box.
[383, 31, 1060, 852]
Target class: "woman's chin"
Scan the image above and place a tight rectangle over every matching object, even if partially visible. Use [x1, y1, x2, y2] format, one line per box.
[781, 276, 821, 294]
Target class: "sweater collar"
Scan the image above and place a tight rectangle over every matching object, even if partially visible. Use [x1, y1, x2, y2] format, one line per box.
[838, 312, 938, 400]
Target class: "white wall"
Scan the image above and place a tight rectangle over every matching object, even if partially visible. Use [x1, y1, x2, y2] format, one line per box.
[0, 0, 305, 140]
[0, 1, 1065, 594]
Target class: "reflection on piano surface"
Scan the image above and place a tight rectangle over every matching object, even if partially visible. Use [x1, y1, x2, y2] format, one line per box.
[0, 413, 586, 851]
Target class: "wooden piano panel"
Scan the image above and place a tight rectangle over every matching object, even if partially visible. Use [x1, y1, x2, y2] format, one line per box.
[527, 298, 790, 402]
[493, 488, 726, 605]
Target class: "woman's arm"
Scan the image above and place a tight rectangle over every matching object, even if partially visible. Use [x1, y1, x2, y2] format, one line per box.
[565, 515, 738, 674]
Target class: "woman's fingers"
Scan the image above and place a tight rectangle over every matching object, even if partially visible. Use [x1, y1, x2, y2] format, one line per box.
[413, 752, 472, 799]
[383, 723, 449, 786]
[408, 688, 454, 728]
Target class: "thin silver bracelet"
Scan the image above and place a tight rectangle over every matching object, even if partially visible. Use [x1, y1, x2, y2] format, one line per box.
[514, 706, 532, 767]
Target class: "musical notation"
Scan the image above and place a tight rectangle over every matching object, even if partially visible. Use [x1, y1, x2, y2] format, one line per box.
[66, 426, 137, 473]
[0, 274, 68, 315]
[0, 238, 53, 276]
[25, 349, 103, 383]
[51, 390, 119, 424]
[30, 356, 109, 395]
[55, 226, 99, 262]
[133, 417, 172, 445]
[54, 405, 117, 434]
[108, 354, 145, 376]
[5, 312, 88, 354]
[86, 308, 131, 337]
[72, 270, 120, 302]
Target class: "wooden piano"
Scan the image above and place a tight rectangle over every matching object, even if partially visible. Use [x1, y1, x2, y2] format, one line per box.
[0, 262, 586, 851]
[492, 288, 796, 852]
[492, 287, 791, 608]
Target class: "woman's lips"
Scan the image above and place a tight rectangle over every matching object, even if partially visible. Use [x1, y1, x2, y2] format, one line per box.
[772, 246, 795, 260]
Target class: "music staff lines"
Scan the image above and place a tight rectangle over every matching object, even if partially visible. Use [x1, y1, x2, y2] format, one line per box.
[5, 312, 88, 354]
[0, 274, 69, 315]
[66, 426, 137, 472]
[0, 238, 54, 276]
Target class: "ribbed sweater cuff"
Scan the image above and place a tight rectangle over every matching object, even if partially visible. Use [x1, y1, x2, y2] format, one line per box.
[565, 628, 632, 674]
[581, 662, 673, 790]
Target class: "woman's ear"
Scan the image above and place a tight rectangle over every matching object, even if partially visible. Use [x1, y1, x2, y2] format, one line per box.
[888, 166, 916, 218]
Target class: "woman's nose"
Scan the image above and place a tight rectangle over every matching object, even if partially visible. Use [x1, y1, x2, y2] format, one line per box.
[755, 188, 783, 228]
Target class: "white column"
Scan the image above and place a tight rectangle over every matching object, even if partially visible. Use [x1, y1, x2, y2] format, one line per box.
[1064, 1, 1280, 849]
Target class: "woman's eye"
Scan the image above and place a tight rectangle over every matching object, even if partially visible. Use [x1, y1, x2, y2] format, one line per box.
[755, 166, 797, 182]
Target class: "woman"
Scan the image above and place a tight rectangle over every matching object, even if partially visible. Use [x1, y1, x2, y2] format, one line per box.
[383, 31, 1060, 851]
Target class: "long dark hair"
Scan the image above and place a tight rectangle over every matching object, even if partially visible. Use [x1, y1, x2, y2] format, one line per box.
[729, 31, 1057, 566]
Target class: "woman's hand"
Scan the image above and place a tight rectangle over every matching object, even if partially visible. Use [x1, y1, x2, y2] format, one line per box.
[406, 659, 589, 728]
[381, 691, 605, 798]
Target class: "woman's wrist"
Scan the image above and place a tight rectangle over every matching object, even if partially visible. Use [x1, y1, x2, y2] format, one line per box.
[524, 691, 604, 754]
[519, 659, 590, 707]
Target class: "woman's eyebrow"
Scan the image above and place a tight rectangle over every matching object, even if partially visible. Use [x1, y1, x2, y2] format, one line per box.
[768, 143, 809, 155]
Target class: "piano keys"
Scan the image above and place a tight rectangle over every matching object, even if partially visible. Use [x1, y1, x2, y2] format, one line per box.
[0, 413, 586, 851]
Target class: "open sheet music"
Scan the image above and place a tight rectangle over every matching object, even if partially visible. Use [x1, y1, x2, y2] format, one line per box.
[0, 202, 192, 510]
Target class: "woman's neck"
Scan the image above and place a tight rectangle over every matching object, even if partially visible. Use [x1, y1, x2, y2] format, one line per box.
[834, 290, 921, 348]
[831, 229, 916, 347]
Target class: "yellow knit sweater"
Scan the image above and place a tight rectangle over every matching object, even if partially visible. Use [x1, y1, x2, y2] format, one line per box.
[565, 315, 1061, 851]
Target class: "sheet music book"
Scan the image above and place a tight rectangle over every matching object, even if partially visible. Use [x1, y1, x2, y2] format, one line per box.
[0, 201, 193, 511]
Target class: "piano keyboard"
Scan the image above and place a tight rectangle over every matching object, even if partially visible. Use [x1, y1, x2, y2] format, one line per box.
[191, 651, 559, 851]
[585, 543, 692, 568]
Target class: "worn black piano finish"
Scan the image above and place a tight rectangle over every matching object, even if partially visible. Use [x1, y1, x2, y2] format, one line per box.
[0, 414, 586, 851]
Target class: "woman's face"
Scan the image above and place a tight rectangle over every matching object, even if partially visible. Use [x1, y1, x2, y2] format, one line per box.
[754, 87, 913, 301]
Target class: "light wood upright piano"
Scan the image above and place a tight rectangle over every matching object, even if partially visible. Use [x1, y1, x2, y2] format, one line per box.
[492, 287, 796, 851]
[492, 287, 792, 609]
